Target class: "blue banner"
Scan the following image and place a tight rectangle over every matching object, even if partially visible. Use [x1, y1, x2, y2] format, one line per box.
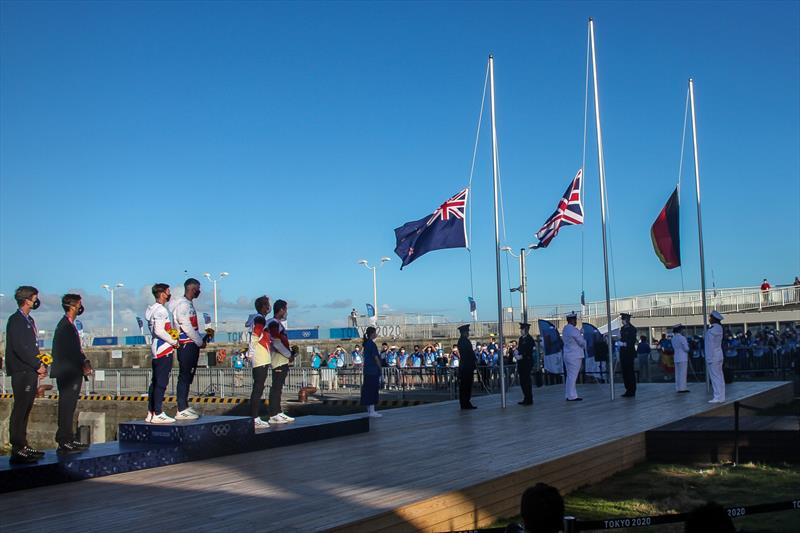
[287, 328, 319, 340]
[125, 335, 146, 345]
[366, 303, 375, 318]
[537, 319, 563, 355]
[330, 327, 358, 339]
[92, 336, 119, 346]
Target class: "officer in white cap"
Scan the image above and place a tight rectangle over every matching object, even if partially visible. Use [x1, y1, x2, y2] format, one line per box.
[672, 324, 690, 393]
[705, 311, 726, 403]
[562, 311, 586, 401]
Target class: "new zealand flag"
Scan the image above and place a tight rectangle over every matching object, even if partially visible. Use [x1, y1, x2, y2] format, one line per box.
[394, 188, 469, 270]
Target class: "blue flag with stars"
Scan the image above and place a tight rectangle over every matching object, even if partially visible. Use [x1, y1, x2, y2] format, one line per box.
[394, 188, 469, 270]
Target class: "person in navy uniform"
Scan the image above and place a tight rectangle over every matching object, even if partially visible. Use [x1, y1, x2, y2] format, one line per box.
[5, 286, 47, 464]
[51, 293, 93, 453]
[619, 313, 638, 397]
[517, 322, 535, 406]
[457, 324, 477, 409]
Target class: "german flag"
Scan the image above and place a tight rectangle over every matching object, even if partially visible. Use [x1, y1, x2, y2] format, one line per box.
[651, 187, 681, 269]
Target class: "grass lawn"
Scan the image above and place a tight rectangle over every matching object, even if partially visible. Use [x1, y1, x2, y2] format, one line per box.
[495, 462, 800, 532]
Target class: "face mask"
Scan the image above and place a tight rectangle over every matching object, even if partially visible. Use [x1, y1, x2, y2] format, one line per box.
[77, 305, 85, 316]
[32, 299, 41, 310]
[166, 294, 172, 302]
[195, 289, 201, 299]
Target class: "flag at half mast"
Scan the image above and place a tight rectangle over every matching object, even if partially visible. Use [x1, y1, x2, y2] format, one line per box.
[394, 188, 469, 269]
[532, 169, 584, 249]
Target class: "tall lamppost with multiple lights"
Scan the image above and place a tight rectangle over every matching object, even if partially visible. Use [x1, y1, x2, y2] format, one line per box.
[203, 272, 229, 331]
[357, 257, 391, 324]
[101, 283, 124, 337]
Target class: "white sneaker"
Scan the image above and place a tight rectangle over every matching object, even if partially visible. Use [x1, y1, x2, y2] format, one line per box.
[254, 417, 271, 430]
[368, 411, 383, 418]
[268, 415, 289, 424]
[708, 399, 723, 404]
[175, 408, 200, 420]
[145, 412, 153, 423]
[277, 413, 295, 423]
[151, 412, 175, 424]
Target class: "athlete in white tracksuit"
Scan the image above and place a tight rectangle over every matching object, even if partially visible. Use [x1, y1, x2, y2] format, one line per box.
[705, 311, 726, 403]
[168, 279, 207, 419]
[562, 313, 586, 401]
[672, 325, 690, 392]
[145, 283, 179, 423]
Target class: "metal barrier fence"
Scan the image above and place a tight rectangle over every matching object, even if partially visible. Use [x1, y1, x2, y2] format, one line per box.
[2, 345, 796, 397]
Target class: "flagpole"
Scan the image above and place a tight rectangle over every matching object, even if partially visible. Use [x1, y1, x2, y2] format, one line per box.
[589, 18, 615, 401]
[689, 78, 710, 393]
[488, 54, 507, 408]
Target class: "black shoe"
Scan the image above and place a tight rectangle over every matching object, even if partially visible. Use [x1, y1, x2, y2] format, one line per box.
[621, 393, 635, 398]
[23, 446, 45, 458]
[70, 440, 90, 450]
[57, 442, 83, 454]
[518, 401, 533, 405]
[566, 397, 583, 402]
[9, 449, 40, 464]
[678, 390, 690, 393]
[460, 404, 478, 410]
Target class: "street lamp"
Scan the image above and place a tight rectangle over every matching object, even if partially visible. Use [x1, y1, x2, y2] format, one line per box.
[357, 257, 391, 324]
[203, 272, 229, 331]
[501, 245, 536, 324]
[101, 283, 124, 338]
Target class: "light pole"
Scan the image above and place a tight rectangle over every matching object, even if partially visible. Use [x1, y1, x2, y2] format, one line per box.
[101, 283, 124, 337]
[203, 272, 229, 331]
[357, 257, 391, 324]
[501, 245, 536, 324]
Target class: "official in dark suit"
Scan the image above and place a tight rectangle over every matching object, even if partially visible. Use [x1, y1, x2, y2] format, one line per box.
[5, 286, 47, 464]
[517, 323, 535, 405]
[51, 294, 92, 453]
[457, 324, 477, 409]
[619, 313, 638, 397]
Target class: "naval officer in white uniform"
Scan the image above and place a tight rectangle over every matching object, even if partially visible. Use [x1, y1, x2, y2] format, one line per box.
[672, 324, 690, 393]
[705, 311, 726, 403]
[562, 311, 586, 401]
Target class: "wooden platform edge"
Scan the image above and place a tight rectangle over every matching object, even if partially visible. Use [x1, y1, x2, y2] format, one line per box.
[322, 434, 645, 533]
[322, 382, 795, 533]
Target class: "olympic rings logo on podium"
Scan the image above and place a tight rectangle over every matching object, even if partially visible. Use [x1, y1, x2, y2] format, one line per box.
[211, 424, 231, 437]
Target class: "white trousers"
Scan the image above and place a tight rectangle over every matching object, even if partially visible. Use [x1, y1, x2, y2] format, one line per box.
[565, 358, 582, 400]
[707, 359, 725, 401]
[674, 361, 688, 391]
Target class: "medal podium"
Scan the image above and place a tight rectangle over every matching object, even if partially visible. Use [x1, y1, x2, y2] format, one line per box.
[0, 414, 369, 493]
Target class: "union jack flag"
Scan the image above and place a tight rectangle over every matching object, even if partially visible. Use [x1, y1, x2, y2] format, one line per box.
[394, 187, 469, 270]
[533, 169, 584, 249]
[428, 188, 468, 223]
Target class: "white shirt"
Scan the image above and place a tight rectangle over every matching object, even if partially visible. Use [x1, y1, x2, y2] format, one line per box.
[168, 297, 205, 346]
[672, 333, 690, 363]
[145, 302, 177, 358]
[562, 323, 586, 361]
[705, 323, 724, 362]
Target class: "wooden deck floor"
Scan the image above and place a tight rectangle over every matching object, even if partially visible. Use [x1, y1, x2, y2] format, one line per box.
[0, 381, 792, 533]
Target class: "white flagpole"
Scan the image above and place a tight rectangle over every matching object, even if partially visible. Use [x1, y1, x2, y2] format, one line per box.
[489, 55, 507, 408]
[589, 18, 615, 401]
[689, 78, 711, 393]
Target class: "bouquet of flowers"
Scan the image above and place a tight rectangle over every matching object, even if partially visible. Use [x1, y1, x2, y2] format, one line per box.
[37, 352, 53, 366]
[168, 328, 180, 341]
[204, 327, 215, 343]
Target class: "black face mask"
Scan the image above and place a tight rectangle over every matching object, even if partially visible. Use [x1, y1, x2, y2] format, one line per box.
[77, 305, 85, 316]
[32, 299, 41, 310]
[166, 294, 172, 302]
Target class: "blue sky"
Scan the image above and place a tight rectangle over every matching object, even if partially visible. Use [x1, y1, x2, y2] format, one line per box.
[1, 1, 798, 333]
